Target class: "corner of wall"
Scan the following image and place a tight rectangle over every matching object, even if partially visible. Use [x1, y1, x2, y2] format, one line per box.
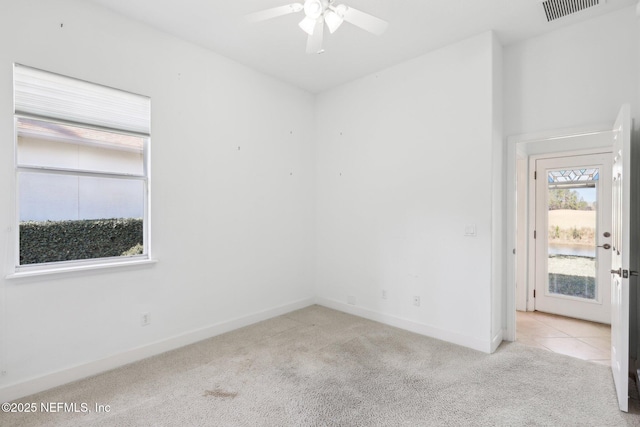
[316, 297, 494, 354]
[491, 31, 506, 347]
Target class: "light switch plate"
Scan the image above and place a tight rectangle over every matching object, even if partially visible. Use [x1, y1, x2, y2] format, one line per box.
[464, 224, 477, 237]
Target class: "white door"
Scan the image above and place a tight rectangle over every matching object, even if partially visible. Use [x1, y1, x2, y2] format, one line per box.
[611, 104, 631, 412]
[534, 153, 612, 324]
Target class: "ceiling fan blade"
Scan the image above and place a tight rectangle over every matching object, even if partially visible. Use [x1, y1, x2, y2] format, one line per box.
[342, 7, 388, 35]
[306, 19, 324, 54]
[246, 3, 303, 23]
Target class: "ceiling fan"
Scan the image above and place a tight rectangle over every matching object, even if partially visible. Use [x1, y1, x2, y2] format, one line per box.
[247, 0, 388, 54]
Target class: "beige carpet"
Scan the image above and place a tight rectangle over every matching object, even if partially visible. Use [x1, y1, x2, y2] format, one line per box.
[2, 305, 640, 426]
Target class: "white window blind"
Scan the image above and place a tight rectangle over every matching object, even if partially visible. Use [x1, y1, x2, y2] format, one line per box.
[14, 64, 150, 135]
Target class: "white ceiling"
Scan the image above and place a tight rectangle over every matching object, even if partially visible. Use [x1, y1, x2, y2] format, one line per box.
[86, 0, 637, 93]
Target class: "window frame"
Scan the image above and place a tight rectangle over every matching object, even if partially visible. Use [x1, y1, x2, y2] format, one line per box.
[10, 65, 152, 277]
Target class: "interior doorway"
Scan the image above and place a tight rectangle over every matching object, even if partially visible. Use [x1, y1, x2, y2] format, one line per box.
[507, 106, 632, 412]
[505, 126, 615, 343]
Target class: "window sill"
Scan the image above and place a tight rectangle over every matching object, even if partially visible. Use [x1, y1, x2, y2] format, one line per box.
[6, 258, 157, 279]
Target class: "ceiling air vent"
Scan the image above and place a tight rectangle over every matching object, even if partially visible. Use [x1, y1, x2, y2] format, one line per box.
[542, 0, 601, 22]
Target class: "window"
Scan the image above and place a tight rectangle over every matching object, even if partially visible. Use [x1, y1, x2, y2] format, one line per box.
[13, 64, 151, 273]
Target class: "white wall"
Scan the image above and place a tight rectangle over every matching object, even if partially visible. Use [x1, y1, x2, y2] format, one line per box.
[504, 6, 639, 136]
[314, 32, 503, 353]
[0, 0, 316, 401]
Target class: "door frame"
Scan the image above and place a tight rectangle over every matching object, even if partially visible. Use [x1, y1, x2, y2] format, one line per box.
[505, 125, 614, 341]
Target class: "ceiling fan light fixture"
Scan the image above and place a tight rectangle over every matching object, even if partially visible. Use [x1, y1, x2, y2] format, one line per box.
[324, 10, 343, 33]
[299, 16, 318, 35]
[247, 0, 388, 54]
[304, 0, 324, 19]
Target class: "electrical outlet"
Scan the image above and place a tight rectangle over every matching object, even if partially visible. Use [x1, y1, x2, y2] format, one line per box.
[382, 290, 388, 300]
[347, 295, 356, 305]
[413, 296, 421, 307]
[141, 312, 151, 326]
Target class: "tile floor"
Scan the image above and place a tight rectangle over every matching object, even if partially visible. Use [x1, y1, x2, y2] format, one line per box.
[516, 310, 611, 365]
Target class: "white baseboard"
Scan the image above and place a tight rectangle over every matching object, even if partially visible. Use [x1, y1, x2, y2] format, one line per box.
[0, 297, 315, 403]
[491, 329, 504, 353]
[315, 297, 494, 354]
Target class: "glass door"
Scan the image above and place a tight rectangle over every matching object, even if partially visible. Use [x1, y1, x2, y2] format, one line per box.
[534, 153, 612, 324]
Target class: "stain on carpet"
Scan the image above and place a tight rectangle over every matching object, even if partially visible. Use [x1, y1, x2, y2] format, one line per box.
[203, 389, 238, 399]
